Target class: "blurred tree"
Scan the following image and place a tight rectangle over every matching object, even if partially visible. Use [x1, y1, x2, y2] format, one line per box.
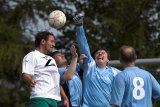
[0, 0, 159, 107]
[0, 1, 33, 107]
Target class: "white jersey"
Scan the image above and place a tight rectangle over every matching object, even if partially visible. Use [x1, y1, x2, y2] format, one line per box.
[22, 50, 61, 101]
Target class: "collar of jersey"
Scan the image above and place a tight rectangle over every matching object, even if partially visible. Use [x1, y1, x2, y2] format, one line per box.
[35, 50, 46, 56]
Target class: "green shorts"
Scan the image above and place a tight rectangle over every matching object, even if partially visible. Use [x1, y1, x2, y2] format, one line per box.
[29, 97, 57, 107]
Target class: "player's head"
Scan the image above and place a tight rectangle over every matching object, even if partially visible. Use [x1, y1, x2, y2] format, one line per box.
[92, 47, 110, 67]
[119, 45, 137, 65]
[49, 51, 67, 67]
[35, 31, 55, 54]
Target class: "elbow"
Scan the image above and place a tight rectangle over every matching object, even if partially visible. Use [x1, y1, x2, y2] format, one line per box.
[68, 75, 73, 80]
[63, 74, 73, 80]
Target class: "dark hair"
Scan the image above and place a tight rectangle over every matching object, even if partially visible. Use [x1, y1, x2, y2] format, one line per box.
[48, 50, 64, 57]
[35, 31, 55, 47]
[119, 45, 137, 63]
[48, 51, 61, 58]
[92, 47, 110, 59]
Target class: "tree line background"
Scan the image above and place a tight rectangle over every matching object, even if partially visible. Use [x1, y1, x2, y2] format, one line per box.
[0, 0, 159, 107]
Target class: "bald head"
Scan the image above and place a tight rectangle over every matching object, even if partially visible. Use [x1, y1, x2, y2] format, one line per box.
[119, 45, 137, 64]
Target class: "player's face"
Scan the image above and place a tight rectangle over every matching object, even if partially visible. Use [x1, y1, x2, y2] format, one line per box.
[95, 50, 109, 67]
[54, 53, 67, 67]
[45, 35, 55, 53]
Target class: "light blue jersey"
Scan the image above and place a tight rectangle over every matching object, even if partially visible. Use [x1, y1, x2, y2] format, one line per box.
[58, 64, 82, 107]
[110, 66, 160, 107]
[76, 25, 120, 107]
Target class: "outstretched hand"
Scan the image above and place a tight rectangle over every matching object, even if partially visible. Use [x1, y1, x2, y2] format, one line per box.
[73, 13, 84, 26]
[70, 44, 78, 58]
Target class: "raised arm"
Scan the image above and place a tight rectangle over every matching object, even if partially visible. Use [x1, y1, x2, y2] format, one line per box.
[74, 14, 93, 61]
[62, 45, 78, 80]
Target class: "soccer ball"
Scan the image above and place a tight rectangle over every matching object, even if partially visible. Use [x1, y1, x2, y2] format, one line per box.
[48, 10, 66, 29]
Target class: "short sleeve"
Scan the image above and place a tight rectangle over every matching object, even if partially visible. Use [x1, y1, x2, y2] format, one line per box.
[110, 73, 125, 106]
[58, 68, 66, 85]
[22, 52, 35, 75]
[150, 74, 160, 100]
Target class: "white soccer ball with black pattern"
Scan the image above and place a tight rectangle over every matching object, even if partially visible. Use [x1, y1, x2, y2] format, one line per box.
[48, 10, 66, 29]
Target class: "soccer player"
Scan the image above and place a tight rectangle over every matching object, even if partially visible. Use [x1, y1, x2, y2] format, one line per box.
[22, 31, 61, 107]
[110, 45, 160, 107]
[49, 45, 82, 107]
[73, 14, 121, 107]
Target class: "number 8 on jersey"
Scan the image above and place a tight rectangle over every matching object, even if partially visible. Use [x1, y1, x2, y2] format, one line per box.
[133, 77, 145, 100]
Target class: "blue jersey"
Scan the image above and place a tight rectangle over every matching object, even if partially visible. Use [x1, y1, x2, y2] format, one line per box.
[58, 64, 82, 107]
[110, 66, 160, 107]
[76, 25, 120, 107]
